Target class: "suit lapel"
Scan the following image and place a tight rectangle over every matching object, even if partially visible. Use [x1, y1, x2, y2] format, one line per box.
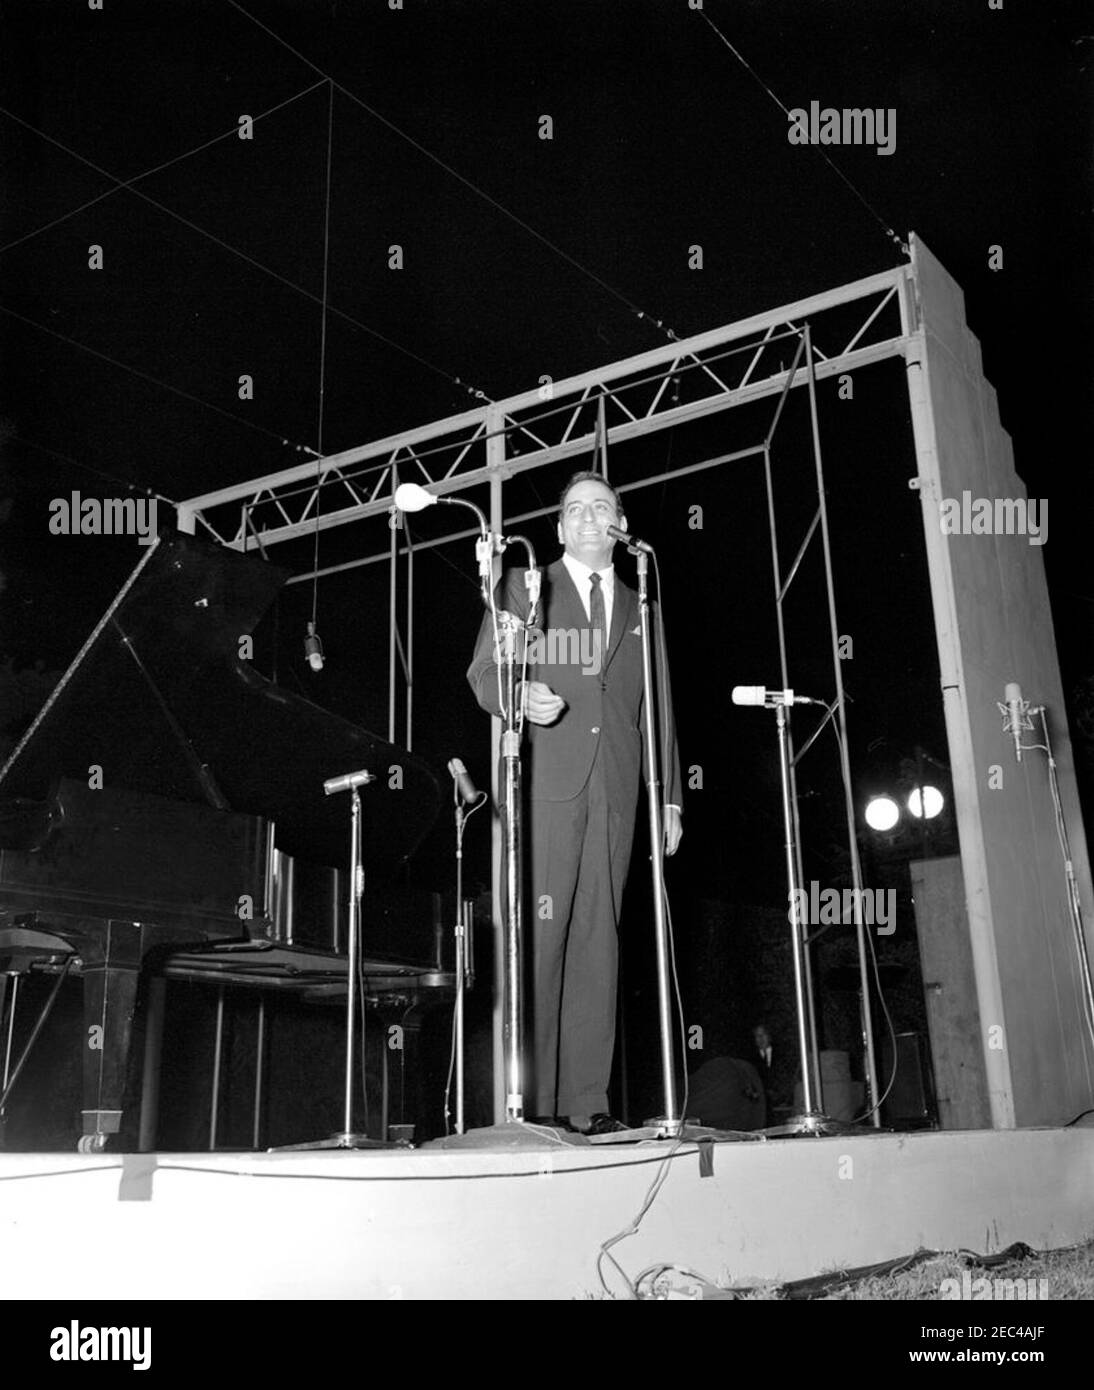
[548, 559, 634, 672]
[547, 558, 585, 630]
[605, 578, 635, 670]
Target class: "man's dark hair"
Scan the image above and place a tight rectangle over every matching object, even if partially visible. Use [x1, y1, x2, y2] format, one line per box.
[557, 470, 624, 522]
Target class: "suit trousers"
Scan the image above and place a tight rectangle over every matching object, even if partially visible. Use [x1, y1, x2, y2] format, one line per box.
[527, 741, 636, 1117]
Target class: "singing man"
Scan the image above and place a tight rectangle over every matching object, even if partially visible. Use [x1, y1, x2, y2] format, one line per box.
[467, 471, 682, 1134]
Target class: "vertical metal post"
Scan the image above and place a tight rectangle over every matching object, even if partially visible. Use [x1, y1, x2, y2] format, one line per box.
[388, 466, 399, 745]
[486, 419, 507, 1125]
[341, 787, 363, 1138]
[762, 437, 824, 1106]
[405, 513, 414, 752]
[803, 323, 880, 1124]
[778, 701, 819, 1114]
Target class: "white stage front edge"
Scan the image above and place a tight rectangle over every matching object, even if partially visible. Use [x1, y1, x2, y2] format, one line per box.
[1, 1127, 1091, 1300]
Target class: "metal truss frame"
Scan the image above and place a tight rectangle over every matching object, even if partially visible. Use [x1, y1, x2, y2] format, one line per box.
[177, 263, 913, 552]
[178, 257, 917, 1126]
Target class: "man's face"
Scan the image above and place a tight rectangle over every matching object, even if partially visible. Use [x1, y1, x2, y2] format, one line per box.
[557, 479, 626, 570]
[753, 1027, 771, 1051]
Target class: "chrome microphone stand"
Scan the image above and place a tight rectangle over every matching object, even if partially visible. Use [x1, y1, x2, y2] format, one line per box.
[276, 767, 390, 1149]
[736, 688, 845, 1136]
[627, 542, 680, 1136]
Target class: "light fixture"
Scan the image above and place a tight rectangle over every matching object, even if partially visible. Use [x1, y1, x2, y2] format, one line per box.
[864, 795, 900, 832]
[907, 785, 944, 819]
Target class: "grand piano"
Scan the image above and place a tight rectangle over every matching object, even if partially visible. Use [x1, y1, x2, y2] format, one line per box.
[0, 531, 449, 1151]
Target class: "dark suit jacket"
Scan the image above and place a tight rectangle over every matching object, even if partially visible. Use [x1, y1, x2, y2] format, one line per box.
[467, 559, 681, 811]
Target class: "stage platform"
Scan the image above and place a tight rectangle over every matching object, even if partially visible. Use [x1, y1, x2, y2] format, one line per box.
[1, 1125, 1091, 1299]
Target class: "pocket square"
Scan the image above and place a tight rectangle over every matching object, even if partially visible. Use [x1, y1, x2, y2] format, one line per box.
[630, 625, 641, 636]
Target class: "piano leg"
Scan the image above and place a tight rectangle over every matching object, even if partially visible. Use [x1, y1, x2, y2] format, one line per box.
[79, 924, 143, 1153]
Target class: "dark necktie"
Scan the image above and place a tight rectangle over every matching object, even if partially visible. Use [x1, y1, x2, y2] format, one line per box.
[589, 571, 606, 662]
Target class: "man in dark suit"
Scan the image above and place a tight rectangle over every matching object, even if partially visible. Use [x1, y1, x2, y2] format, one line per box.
[467, 471, 682, 1134]
[752, 1021, 795, 1122]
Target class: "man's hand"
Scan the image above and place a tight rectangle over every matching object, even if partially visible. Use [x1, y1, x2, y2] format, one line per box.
[520, 680, 566, 726]
[663, 805, 683, 856]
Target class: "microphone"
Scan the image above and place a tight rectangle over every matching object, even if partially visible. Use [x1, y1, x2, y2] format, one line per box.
[393, 481, 491, 535]
[447, 757, 482, 806]
[304, 620, 324, 672]
[732, 686, 822, 708]
[1003, 681, 1025, 762]
[606, 523, 654, 554]
[393, 482, 438, 513]
[323, 768, 375, 796]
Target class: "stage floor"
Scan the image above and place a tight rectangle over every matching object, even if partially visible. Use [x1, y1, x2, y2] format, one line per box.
[1, 1126, 1090, 1299]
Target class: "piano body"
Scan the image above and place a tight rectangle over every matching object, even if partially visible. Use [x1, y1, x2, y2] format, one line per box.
[0, 531, 447, 1151]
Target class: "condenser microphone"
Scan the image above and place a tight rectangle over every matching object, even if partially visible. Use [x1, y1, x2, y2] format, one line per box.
[1003, 681, 1024, 762]
[731, 686, 822, 708]
[323, 768, 375, 795]
[447, 757, 482, 806]
[606, 524, 654, 554]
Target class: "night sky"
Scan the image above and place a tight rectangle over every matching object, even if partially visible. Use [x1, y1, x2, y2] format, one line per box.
[2, 0, 1092, 908]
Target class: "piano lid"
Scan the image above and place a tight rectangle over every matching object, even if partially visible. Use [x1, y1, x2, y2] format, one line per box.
[0, 530, 440, 873]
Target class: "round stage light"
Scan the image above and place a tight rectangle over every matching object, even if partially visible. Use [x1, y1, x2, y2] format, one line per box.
[907, 785, 944, 819]
[864, 795, 900, 832]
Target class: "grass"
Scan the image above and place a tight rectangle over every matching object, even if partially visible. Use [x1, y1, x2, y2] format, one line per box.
[729, 1239, 1094, 1300]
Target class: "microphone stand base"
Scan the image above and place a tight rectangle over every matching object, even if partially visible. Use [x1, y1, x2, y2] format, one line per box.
[762, 1111, 870, 1138]
[425, 1119, 589, 1150]
[271, 1131, 394, 1151]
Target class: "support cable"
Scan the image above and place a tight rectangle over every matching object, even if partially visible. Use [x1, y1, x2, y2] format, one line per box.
[227, 0, 683, 345]
[700, 8, 908, 257]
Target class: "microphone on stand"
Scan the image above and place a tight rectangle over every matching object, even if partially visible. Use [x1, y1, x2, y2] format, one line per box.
[732, 686, 823, 708]
[323, 768, 375, 796]
[393, 483, 495, 596]
[447, 757, 483, 807]
[606, 523, 654, 554]
[1001, 681, 1026, 762]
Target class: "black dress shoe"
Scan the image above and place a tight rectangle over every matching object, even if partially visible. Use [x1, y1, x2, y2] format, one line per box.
[576, 1113, 630, 1135]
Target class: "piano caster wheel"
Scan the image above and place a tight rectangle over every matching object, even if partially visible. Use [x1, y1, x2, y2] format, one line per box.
[77, 1134, 108, 1154]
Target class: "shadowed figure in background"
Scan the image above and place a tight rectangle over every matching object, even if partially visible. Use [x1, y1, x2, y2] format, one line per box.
[467, 471, 682, 1135]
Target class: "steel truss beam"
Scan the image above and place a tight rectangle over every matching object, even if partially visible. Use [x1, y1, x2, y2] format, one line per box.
[177, 266, 912, 550]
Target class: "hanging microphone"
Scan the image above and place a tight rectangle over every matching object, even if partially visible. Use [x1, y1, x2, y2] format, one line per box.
[447, 757, 482, 806]
[323, 768, 375, 795]
[732, 686, 822, 707]
[605, 523, 654, 554]
[304, 620, 324, 672]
